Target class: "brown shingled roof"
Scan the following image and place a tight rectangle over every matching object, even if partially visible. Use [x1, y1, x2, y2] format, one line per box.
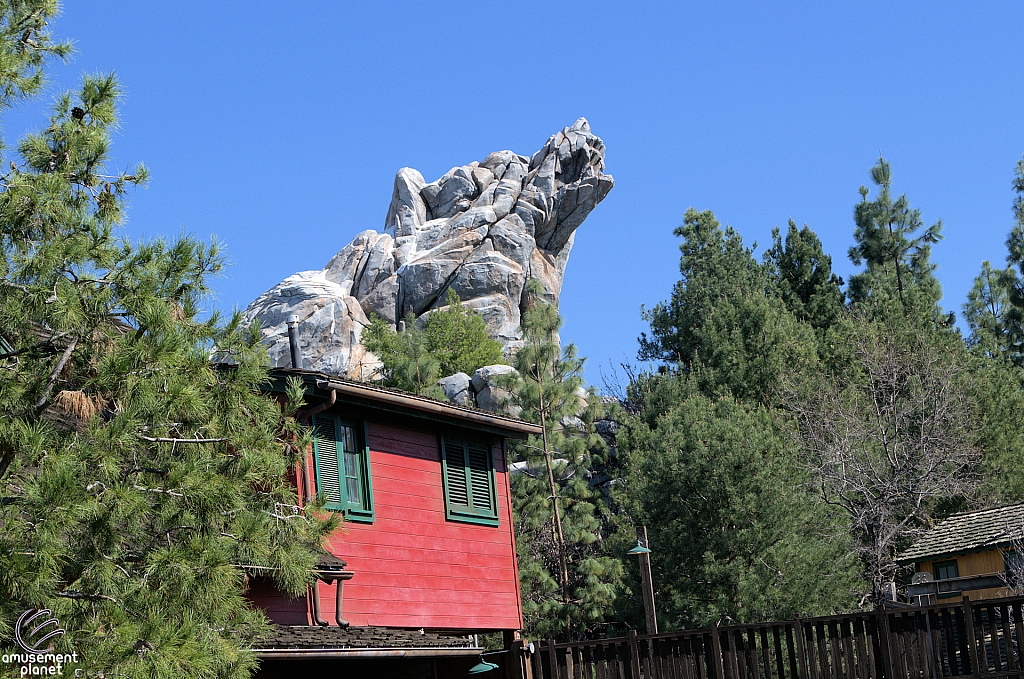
[315, 552, 348, 572]
[255, 625, 480, 656]
[898, 503, 1024, 563]
[268, 367, 542, 438]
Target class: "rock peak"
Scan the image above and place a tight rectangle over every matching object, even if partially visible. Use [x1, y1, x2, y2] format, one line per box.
[243, 121, 613, 378]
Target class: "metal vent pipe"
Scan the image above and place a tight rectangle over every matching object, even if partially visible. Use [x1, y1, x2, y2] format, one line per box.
[286, 315, 302, 370]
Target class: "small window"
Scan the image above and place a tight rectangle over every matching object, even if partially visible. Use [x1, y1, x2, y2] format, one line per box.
[312, 414, 373, 522]
[933, 559, 960, 598]
[441, 437, 498, 526]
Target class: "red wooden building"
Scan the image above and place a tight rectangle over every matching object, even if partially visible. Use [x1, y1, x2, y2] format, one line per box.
[249, 368, 540, 678]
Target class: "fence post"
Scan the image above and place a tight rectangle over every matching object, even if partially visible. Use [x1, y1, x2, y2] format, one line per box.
[790, 622, 806, 679]
[546, 639, 559, 679]
[509, 639, 530, 679]
[629, 629, 642, 679]
[531, 640, 545, 679]
[874, 609, 896, 679]
[712, 621, 728, 679]
[961, 596, 980, 679]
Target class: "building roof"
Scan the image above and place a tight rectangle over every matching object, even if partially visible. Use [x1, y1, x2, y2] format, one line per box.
[268, 367, 543, 439]
[315, 552, 348, 572]
[898, 503, 1024, 563]
[254, 625, 481, 658]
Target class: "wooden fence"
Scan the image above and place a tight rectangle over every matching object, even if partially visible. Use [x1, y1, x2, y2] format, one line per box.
[526, 595, 1024, 679]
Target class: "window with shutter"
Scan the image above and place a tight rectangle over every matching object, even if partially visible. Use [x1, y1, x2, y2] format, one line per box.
[312, 414, 374, 522]
[441, 436, 498, 526]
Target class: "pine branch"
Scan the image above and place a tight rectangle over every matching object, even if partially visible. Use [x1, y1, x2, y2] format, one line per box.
[138, 435, 226, 443]
[33, 336, 76, 410]
[56, 590, 118, 602]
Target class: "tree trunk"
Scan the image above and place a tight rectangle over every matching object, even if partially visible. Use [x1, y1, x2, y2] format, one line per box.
[538, 388, 571, 640]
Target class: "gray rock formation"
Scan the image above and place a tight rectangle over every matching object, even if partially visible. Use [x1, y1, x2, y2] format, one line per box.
[243, 119, 613, 378]
[469, 364, 517, 413]
[434, 364, 519, 413]
[437, 372, 472, 406]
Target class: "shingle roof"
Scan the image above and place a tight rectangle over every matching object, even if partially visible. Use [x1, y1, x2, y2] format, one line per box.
[266, 366, 542, 438]
[315, 552, 348, 572]
[255, 625, 479, 652]
[898, 503, 1024, 563]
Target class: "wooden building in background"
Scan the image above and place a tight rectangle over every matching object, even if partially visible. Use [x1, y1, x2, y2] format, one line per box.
[899, 503, 1024, 605]
[248, 368, 541, 678]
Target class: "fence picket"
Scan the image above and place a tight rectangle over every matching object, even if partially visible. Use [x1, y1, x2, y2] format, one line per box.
[526, 595, 1024, 679]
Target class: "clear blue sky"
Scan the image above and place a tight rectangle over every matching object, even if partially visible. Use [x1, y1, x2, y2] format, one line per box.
[14, 2, 1024, 383]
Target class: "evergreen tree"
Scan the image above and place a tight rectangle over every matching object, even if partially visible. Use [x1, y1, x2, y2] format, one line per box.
[362, 289, 505, 394]
[638, 208, 819, 405]
[964, 157, 1024, 502]
[499, 280, 622, 641]
[970, 355, 1024, 503]
[616, 374, 861, 628]
[391, 313, 444, 398]
[847, 158, 944, 313]
[965, 158, 1024, 366]
[421, 288, 505, 376]
[0, 43, 333, 679]
[964, 261, 1015, 358]
[764, 220, 845, 334]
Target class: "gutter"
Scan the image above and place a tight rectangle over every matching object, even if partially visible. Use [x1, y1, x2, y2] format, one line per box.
[255, 647, 481, 659]
[315, 379, 542, 437]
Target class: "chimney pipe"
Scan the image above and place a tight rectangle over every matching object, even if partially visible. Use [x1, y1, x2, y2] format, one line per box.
[286, 315, 302, 370]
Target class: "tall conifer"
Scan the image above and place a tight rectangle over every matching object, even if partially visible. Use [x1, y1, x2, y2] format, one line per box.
[500, 280, 621, 641]
[0, 14, 334, 676]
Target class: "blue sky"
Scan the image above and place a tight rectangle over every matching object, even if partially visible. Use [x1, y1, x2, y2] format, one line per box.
[13, 2, 1024, 383]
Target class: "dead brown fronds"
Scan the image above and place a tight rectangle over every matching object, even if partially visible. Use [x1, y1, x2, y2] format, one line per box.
[53, 389, 105, 421]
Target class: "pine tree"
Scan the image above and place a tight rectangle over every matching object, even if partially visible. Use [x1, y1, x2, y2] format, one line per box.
[616, 374, 861, 628]
[764, 220, 845, 334]
[499, 280, 622, 641]
[964, 261, 1014, 357]
[965, 157, 1024, 366]
[361, 289, 505, 393]
[638, 208, 819, 405]
[847, 157, 944, 314]
[0, 45, 333, 679]
[421, 288, 505, 376]
[391, 313, 445, 398]
[963, 157, 1024, 503]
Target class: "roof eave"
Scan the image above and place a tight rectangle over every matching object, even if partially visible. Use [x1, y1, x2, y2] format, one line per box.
[267, 368, 543, 439]
[254, 647, 481, 659]
[897, 540, 1014, 565]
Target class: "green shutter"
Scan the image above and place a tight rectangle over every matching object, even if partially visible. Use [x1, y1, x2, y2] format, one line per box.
[441, 437, 498, 526]
[312, 414, 374, 522]
[312, 415, 344, 510]
[467, 441, 496, 515]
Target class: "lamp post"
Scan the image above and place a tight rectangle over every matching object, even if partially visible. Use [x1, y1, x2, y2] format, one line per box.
[627, 525, 657, 635]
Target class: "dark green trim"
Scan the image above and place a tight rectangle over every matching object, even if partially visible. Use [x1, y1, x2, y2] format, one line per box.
[312, 413, 374, 523]
[440, 436, 499, 527]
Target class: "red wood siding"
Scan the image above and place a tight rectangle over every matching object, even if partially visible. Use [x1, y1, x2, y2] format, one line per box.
[315, 421, 522, 631]
[245, 577, 309, 626]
